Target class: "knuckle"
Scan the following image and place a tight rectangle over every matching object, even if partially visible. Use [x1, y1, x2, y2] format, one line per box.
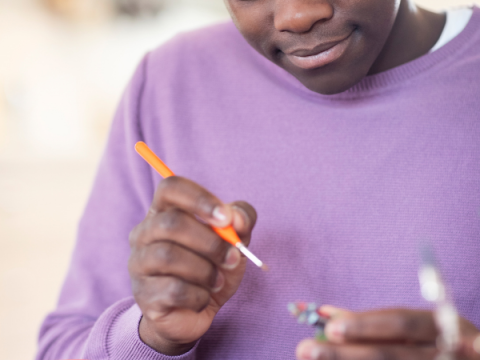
[165, 277, 189, 305]
[130, 277, 144, 299]
[153, 176, 181, 205]
[157, 175, 181, 192]
[128, 223, 143, 248]
[154, 242, 177, 267]
[128, 246, 149, 276]
[157, 209, 182, 232]
[127, 254, 137, 275]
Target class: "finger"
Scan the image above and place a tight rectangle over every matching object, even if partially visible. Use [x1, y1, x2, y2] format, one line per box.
[296, 339, 437, 360]
[230, 201, 257, 246]
[325, 309, 437, 344]
[319, 305, 352, 319]
[457, 334, 480, 359]
[133, 275, 211, 314]
[129, 241, 225, 293]
[136, 208, 241, 270]
[151, 176, 233, 227]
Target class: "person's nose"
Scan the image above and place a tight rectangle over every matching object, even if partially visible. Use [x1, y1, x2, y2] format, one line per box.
[274, 0, 334, 33]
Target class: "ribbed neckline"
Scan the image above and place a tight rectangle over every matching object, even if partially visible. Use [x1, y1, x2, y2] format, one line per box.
[249, 6, 480, 101]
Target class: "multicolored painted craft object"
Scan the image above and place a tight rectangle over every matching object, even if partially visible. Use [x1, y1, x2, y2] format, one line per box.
[288, 302, 330, 341]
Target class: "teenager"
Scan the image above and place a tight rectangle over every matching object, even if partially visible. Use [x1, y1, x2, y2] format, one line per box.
[37, 1, 480, 359]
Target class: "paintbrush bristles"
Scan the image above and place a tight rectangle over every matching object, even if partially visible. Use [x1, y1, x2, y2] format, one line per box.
[236, 243, 268, 271]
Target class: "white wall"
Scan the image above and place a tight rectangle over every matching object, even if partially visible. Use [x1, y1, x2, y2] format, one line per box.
[418, 0, 478, 10]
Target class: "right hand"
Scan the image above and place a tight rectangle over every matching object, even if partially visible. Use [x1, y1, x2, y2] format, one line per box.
[128, 176, 257, 355]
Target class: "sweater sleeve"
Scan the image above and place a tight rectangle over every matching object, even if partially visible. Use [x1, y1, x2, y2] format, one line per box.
[36, 53, 197, 360]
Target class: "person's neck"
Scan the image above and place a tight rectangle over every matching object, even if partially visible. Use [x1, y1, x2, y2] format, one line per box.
[369, 0, 446, 75]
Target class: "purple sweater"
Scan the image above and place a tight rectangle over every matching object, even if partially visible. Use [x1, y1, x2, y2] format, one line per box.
[38, 8, 480, 360]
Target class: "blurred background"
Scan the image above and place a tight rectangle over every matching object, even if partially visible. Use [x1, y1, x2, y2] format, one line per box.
[0, 0, 477, 359]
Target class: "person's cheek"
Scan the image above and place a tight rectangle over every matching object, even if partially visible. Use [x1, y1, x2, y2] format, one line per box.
[225, 1, 273, 54]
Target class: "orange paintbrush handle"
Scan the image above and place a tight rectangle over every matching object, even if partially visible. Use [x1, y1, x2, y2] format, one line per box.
[135, 142, 175, 178]
[135, 141, 241, 246]
[212, 226, 242, 247]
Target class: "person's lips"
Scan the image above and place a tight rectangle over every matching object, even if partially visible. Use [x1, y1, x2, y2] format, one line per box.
[284, 32, 354, 70]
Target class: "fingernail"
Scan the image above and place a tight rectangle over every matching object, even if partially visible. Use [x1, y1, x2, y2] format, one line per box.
[213, 206, 228, 223]
[212, 271, 225, 293]
[223, 247, 241, 269]
[297, 341, 324, 360]
[325, 320, 346, 343]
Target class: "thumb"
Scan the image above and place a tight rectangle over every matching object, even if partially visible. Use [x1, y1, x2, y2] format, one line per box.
[230, 201, 257, 246]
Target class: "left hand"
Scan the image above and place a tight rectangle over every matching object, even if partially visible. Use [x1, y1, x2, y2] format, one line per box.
[296, 306, 480, 360]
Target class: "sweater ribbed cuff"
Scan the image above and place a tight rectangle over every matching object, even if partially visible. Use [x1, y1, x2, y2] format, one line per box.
[83, 297, 198, 360]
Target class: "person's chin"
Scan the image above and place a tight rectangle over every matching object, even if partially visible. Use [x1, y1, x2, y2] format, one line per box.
[291, 68, 360, 95]
[284, 55, 371, 95]
[280, 38, 374, 95]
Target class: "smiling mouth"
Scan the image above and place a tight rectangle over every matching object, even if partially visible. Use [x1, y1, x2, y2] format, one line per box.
[284, 31, 354, 70]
